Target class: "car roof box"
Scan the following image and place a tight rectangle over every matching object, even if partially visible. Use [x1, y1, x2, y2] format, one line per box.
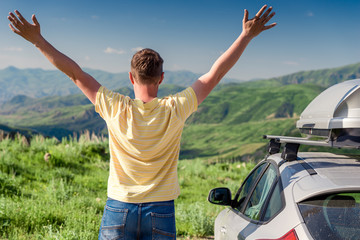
[296, 79, 360, 147]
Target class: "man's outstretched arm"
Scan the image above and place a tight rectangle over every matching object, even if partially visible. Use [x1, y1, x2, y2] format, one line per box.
[191, 5, 276, 105]
[8, 10, 101, 105]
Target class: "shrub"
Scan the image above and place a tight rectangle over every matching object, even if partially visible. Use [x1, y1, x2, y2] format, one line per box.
[176, 201, 216, 237]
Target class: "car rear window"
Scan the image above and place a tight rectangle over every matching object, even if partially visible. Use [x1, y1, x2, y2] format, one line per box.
[298, 192, 360, 240]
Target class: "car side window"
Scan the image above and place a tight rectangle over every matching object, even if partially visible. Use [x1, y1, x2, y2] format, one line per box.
[235, 162, 267, 212]
[263, 180, 283, 221]
[244, 164, 277, 220]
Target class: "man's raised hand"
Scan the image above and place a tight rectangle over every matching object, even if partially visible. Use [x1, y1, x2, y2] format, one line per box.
[8, 10, 42, 45]
[242, 5, 276, 39]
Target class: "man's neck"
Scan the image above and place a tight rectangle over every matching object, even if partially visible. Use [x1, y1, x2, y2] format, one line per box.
[134, 83, 159, 103]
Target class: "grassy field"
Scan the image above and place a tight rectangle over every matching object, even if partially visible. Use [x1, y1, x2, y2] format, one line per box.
[0, 133, 255, 239]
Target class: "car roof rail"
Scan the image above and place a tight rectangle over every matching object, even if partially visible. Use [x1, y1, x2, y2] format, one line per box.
[263, 135, 335, 161]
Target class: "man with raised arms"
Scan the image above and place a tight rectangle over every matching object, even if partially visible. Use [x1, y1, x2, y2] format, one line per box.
[8, 5, 276, 239]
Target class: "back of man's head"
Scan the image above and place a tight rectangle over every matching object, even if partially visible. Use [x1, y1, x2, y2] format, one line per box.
[131, 48, 163, 85]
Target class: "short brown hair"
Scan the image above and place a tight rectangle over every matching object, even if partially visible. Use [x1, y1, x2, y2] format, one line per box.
[131, 48, 164, 85]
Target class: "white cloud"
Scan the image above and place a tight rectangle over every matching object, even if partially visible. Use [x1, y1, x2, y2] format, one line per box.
[104, 47, 125, 55]
[3, 47, 23, 52]
[131, 47, 144, 52]
[307, 11, 314, 17]
[282, 61, 300, 66]
[169, 64, 182, 71]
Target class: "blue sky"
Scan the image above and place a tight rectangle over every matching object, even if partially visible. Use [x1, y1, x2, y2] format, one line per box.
[0, 0, 359, 80]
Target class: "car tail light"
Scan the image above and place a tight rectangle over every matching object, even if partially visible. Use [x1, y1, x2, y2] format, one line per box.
[256, 229, 298, 240]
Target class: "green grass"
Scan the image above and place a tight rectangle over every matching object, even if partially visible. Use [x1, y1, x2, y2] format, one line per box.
[0, 134, 108, 239]
[181, 118, 301, 160]
[0, 134, 255, 239]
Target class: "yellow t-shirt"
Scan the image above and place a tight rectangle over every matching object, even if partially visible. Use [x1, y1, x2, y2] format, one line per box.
[95, 86, 198, 203]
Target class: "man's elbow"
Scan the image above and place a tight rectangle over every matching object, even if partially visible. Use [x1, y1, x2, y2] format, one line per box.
[69, 69, 85, 84]
[191, 79, 215, 105]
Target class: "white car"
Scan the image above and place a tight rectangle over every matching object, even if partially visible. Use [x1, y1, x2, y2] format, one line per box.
[208, 79, 360, 240]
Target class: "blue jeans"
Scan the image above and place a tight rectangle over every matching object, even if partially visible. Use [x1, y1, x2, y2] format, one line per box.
[98, 198, 176, 240]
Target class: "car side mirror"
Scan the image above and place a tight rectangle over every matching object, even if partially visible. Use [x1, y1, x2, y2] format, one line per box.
[208, 187, 232, 206]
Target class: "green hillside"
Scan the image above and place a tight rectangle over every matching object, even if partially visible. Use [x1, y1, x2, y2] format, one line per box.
[1, 62, 360, 160]
[187, 83, 324, 124]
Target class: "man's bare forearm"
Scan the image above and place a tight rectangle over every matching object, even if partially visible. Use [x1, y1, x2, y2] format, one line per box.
[34, 36, 82, 82]
[8, 11, 101, 104]
[33, 37, 101, 104]
[191, 5, 276, 105]
[208, 5, 276, 84]
[203, 32, 252, 88]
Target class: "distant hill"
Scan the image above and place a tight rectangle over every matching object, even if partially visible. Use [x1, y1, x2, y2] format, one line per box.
[242, 62, 360, 88]
[0, 67, 241, 103]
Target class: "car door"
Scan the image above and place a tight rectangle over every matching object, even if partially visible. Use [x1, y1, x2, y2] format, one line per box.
[215, 160, 280, 240]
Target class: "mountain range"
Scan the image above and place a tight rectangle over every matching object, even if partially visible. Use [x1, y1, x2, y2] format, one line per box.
[0, 67, 242, 104]
[1, 62, 360, 160]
